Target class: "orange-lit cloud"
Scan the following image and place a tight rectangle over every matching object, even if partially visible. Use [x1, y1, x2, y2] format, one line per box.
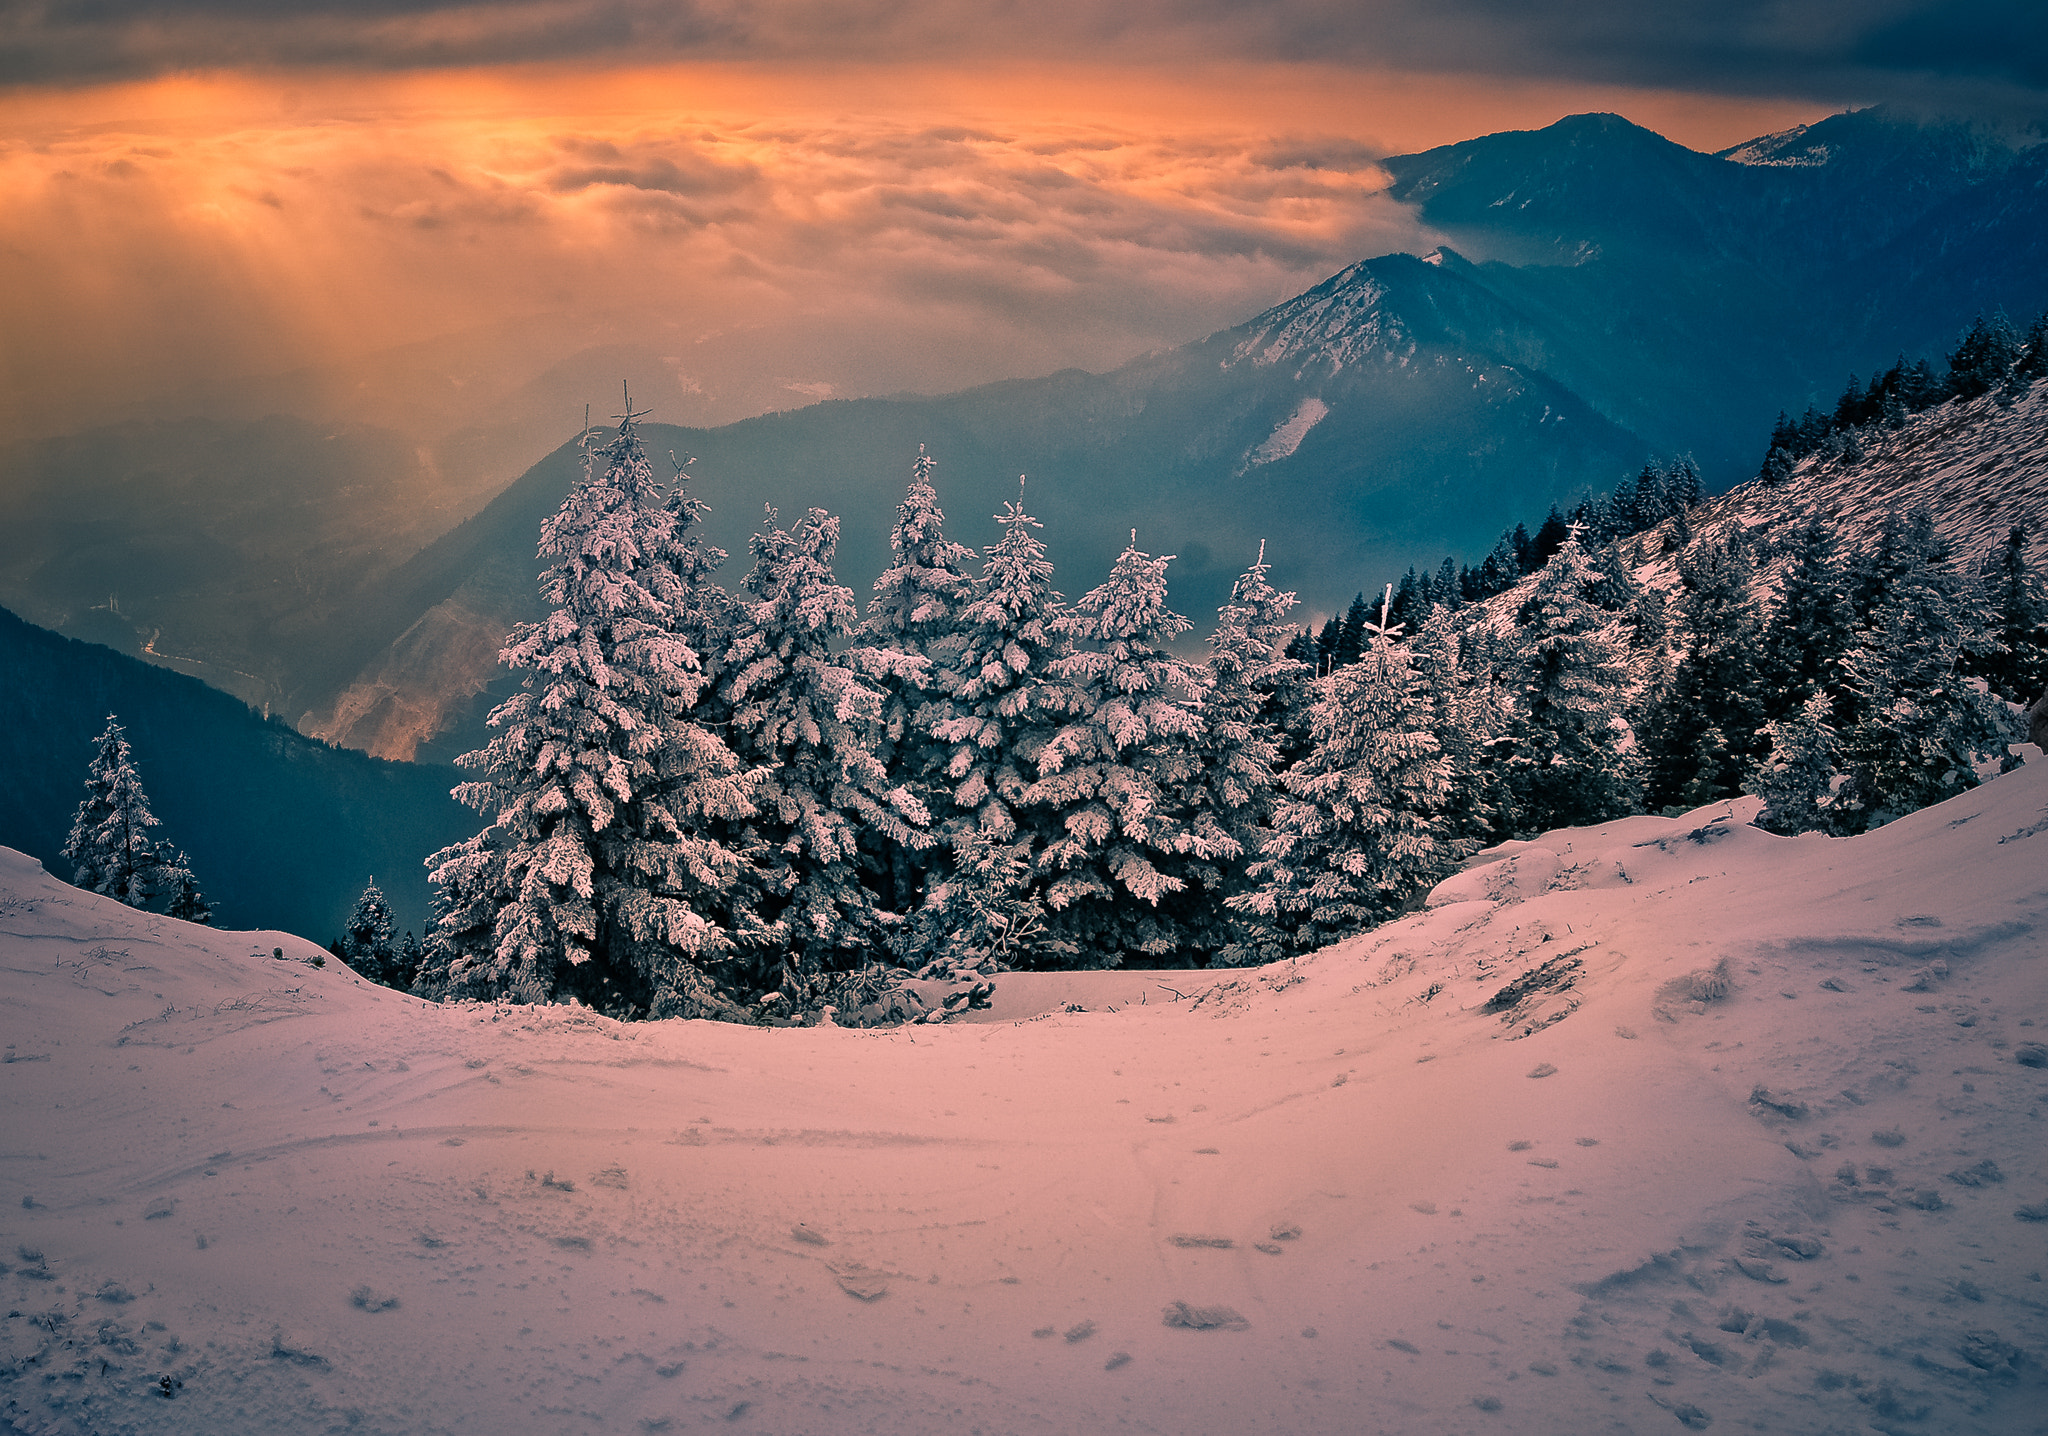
[1, 63, 1843, 447]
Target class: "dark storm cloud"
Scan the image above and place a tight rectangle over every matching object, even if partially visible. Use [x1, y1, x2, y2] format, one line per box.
[1, 0, 2041, 114]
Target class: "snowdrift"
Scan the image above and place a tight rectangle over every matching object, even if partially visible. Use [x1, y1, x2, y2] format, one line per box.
[3, 762, 2046, 1435]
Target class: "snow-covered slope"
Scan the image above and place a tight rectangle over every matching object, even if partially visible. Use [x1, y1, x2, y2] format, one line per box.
[4, 759, 2046, 1435]
[1671, 377, 2048, 581]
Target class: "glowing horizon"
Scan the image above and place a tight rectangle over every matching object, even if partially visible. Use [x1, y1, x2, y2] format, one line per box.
[1, 60, 1841, 447]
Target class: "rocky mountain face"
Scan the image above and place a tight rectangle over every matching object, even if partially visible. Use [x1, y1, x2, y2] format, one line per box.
[7, 108, 2043, 760]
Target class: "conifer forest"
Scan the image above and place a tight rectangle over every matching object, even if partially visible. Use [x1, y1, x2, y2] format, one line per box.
[368, 312, 2047, 1024]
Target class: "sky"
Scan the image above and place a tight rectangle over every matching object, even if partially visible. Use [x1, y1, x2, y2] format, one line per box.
[1, 1, 2042, 448]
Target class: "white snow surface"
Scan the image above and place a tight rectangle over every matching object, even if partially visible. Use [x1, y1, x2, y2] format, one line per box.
[1243, 397, 1330, 471]
[5, 761, 2048, 1434]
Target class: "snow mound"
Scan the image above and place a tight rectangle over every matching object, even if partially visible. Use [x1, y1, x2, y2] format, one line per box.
[4, 762, 2047, 1433]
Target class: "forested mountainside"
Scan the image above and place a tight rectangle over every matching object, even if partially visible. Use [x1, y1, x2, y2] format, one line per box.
[0, 606, 473, 939]
[4, 108, 2043, 761]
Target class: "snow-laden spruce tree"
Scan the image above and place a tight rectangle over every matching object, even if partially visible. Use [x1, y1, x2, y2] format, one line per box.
[1640, 533, 1766, 810]
[850, 447, 978, 912]
[1231, 589, 1461, 957]
[1746, 692, 1841, 835]
[1503, 525, 1640, 834]
[428, 402, 761, 1017]
[1833, 531, 2011, 830]
[921, 484, 1074, 961]
[1968, 525, 2048, 705]
[341, 878, 398, 987]
[1029, 532, 1229, 966]
[160, 849, 213, 926]
[63, 715, 190, 911]
[1410, 601, 1503, 849]
[1200, 543, 1308, 964]
[413, 833, 509, 999]
[720, 504, 932, 995]
[1760, 513, 1857, 724]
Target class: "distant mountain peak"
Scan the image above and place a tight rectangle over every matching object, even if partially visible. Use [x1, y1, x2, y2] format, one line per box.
[1224, 261, 1401, 374]
[1717, 122, 1833, 168]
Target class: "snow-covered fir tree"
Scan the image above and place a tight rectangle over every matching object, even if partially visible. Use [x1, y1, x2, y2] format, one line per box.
[342, 878, 398, 988]
[1029, 533, 1229, 966]
[850, 447, 978, 911]
[720, 504, 932, 995]
[917, 823, 1054, 975]
[1231, 589, 1461, 958]
[1639, 533, 1766, 810]
[1968, 525, 2048, 704]
[1746, 692, 1842, 836]
[1834, 527, 2011, 830]
[1200, 543, 1306, 867]
[924, 483, 1073, 960]
[161, 849, 213, 926]
[394, 931, 423, 992]
[63, 715, 186, 911]
[1502, 526, 1640, 834]
[1410, 601, 1502, 850]
[428, 402, 761, 1018]
[1760, 513, 1858, 724]
[413, 833, 511, 999]
[1202, 543, 1309, 965]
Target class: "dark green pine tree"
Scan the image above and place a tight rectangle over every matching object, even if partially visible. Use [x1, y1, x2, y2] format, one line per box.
[1434, 556, 1461, 610]
[1965, 526, 2048, 704]
[1532, 508, 1570, 568]
[1313, 614, 1344, 676]
[1759, 514, 1858, 725]
[2016, 312, 2048, 382]
[1333, 592, 1370, 668]
[342, 878, 398, 988]
[1834, 526, 2009, 830]
[1390, 568, 1424, 632]
[394, 931, 424, 991]
[1947, 312, 2022, 400]
[1639, 534, 1767, 811]
[1511, 523, 1537, 574]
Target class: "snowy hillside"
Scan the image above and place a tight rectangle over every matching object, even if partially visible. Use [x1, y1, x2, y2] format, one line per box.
[4, 754, 2045, 1434]
[1664, 378, 2048, 582]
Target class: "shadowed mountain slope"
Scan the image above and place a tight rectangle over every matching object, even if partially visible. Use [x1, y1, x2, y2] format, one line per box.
[0, 606, 473, 938]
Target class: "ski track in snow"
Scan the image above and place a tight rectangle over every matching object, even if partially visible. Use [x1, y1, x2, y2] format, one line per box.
[3, 761, 2047, 1434]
